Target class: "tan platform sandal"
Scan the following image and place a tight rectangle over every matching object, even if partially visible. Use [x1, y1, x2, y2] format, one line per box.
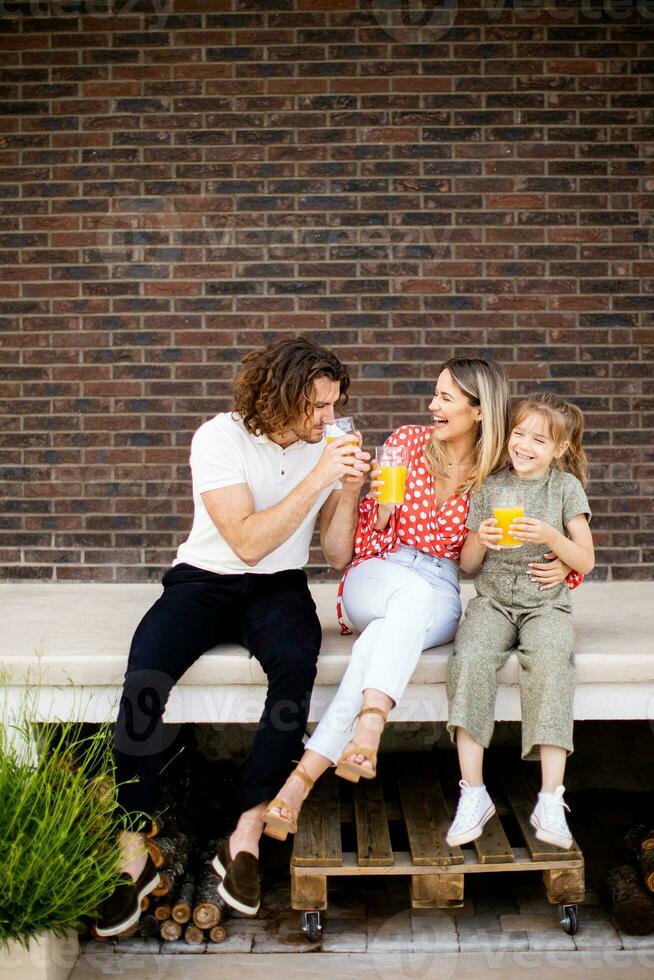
[262, 762, 315, 842]
[334, 706, 389, 783]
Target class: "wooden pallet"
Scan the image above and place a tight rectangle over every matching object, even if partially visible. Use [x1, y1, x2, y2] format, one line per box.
[291, 753, 584, 912]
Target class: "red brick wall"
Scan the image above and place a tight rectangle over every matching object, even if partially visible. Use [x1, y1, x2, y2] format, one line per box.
[1, 0, 653, 582]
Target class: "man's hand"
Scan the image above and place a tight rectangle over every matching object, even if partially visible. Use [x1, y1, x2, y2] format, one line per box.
[477, 516, 503, 551]
[528, 552, 571, 590]
[509, 517, 556, 548]
[340, 430, 371, 492]
[319, 431, 370, 569]
[314, 433, 369, 491]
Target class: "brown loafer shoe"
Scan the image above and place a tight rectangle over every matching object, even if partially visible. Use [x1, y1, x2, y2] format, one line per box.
[210, 837, 232, 880]
[94, 854, 160, 937]
[211, 837, 260, 916]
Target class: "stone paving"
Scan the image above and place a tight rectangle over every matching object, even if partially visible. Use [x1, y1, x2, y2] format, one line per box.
[82, 873, 650, 958]
[81, 788, 654, 959]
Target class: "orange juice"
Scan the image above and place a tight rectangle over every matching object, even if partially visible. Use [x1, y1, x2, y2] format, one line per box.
[326, 433, 358, 453]
[325, 419, 357, 452]
[493, 505, 524, 548]
[378, 465, 407, 505]
[326, 434, 358, 446]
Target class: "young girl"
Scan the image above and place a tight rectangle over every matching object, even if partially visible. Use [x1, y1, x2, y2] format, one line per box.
[446, 393, 594, 850]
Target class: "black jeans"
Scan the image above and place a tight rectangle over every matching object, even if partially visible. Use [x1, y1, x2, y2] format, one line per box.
[114, 563, 322, 827]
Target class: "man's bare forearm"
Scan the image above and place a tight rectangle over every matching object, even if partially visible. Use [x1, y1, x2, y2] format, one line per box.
[236, 472, 326, 565]
[322, 489, 361, 570]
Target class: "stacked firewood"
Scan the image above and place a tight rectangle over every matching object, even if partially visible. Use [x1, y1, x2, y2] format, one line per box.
[102, 732, 243, 945]
[111, 827, 229, 945]
[605, 825, 654, 935]
[143, 832, 227, 945]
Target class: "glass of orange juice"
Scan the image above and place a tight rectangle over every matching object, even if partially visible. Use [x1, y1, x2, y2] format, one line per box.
[492, 487, 524, 548]
[375, 445, 408, 506]
[325, 417, 358, 453]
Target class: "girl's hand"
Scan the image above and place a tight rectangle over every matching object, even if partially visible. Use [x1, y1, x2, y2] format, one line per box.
[509, 517, 556, 547]
[477, 517, 503, 551]
[528, 552, 571, 591]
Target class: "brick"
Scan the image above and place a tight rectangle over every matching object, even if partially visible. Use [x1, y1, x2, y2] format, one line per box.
[0, 5, 650, 580]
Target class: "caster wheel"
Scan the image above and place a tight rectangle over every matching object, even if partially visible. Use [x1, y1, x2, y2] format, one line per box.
[302, 910, 322, 943]
[560, 904, 578, 935]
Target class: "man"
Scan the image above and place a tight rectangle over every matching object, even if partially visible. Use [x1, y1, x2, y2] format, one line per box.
[95, 336, 369, 935]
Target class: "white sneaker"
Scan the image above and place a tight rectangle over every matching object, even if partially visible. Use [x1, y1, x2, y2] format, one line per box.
[529, 785, 573, 849]
[446, 779, 496, 847]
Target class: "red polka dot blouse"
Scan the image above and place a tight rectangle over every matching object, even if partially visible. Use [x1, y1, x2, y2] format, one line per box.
[336, 424, 583, 634]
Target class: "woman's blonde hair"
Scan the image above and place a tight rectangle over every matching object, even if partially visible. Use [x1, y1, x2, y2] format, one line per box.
[424, 357, 510, 493]
[510, 393, 588, 487]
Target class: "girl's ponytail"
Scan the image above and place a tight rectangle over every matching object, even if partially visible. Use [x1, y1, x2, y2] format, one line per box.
[559, 401, 588, 488]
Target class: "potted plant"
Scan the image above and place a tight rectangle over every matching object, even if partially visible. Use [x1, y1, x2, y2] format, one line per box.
[0, 705, 131, 980]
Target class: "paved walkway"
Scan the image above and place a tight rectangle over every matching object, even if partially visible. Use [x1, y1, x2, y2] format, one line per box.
[79, 788, 654, 970]
[72, 950, 654, 980]
[81, 872, 653, 957]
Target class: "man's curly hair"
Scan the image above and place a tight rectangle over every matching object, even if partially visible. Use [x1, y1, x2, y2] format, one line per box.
[233, 336, 350, 436]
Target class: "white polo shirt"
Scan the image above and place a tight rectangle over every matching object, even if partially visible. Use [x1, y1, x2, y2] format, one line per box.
[173, 412, 338, 575]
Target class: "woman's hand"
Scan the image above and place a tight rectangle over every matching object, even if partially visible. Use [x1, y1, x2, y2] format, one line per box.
[509, 517, 556, 548]
[477, 517, 503, 551]
[528, 552, 571, 591]
[369, 460, 394, 530]
[369, 460, 390, 505]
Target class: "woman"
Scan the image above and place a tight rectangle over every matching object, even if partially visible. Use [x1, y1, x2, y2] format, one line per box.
[261, 357, 571, 839]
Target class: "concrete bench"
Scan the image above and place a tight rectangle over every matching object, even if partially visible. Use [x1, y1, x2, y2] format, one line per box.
[1, 582, 653, 728]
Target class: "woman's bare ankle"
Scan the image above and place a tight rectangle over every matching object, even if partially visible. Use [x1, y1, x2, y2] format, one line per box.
[346, 710, 386, 766]
[290, 771, 312, 804]
[270, 772, 307, 815]
[355, 712, 384, 744]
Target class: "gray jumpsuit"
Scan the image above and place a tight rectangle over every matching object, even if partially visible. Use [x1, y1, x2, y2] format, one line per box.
[446, 466, 591, 762]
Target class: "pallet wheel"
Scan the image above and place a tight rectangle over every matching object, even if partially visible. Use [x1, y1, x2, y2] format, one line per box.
[559, 903, 578, 935]
[302, 910, 322, 943]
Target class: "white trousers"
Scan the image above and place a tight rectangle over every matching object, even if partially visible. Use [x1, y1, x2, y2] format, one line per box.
[305, 545, 462, 764]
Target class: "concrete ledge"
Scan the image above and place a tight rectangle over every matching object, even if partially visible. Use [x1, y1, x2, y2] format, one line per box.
[1, 582, 653, 723]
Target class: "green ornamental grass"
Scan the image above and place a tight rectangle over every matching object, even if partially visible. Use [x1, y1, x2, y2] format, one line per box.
[0, 714, 134, 949]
